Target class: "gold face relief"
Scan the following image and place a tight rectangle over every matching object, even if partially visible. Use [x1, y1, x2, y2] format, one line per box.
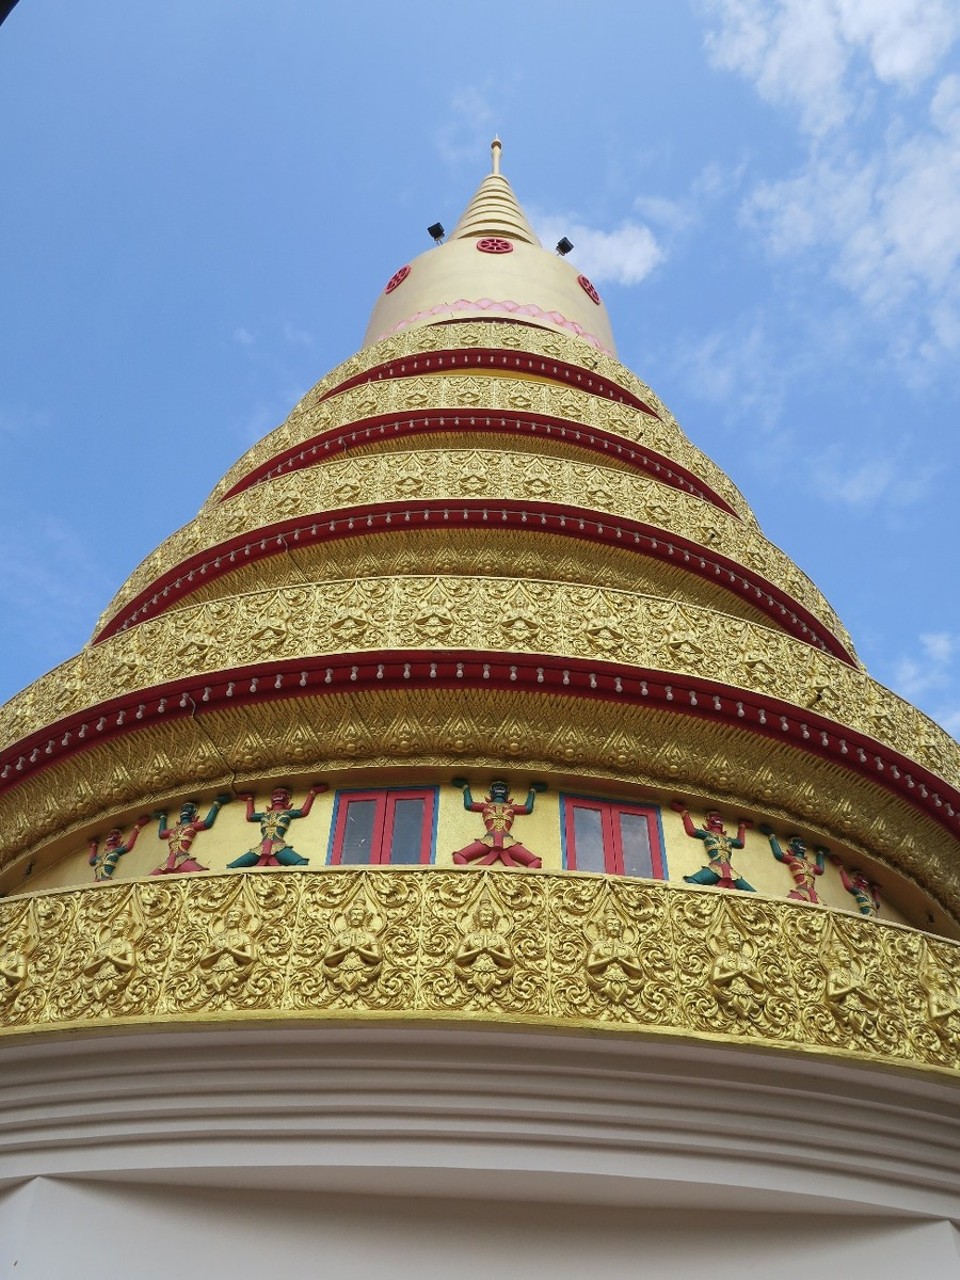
[1, 868, 959, 1079]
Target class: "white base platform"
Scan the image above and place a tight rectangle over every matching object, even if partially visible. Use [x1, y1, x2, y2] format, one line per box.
[2, 1025, 959, 1278]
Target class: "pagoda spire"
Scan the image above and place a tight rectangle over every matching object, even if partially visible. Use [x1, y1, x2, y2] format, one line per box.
[448, 137, 540, 246]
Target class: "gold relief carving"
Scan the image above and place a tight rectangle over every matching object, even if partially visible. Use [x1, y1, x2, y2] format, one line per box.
[582, 896, 646, 1009]
[198, 907, 257, 994]
[0, 929, 31, 996]
[395, 473, 424, 497]
[322, 890, 384, 998]
[668, 631, 704, 663]
[803, 916, 904, 1055]
[0, 900, 39, 1019]
[249, 624, 288, 655]
[742, 654, 778, 691]
[584, 615, 625, 654]
[1, 895, 75, 1027]
[550, 878, 674, 1025]
[96, 447, 847, 654]
[2, 690, 959, 924]
[453, 888, 515, 1002]
[910, 939, 960, 1061]
[16, 573, 943, 786]
[707, 916, 766, 1019]
[500, 611, 540, 646]
[176, 633, 214, 665]
[160, 876, 293, 1013]
[208, 321, 747, 519]
[288, 871, 420, 1013]
[420, 871, 547, 1016]
[672, 893, 796, 1041]
[80, 914, 139, 996]
[51, 882, 180, 1023]
[0, 871, 959, 1075]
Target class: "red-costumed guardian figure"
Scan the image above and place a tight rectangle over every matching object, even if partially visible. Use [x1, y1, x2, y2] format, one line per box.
[451, 778, 546, 868]
[150, 795, 231, 875]
[672, 801, 755, 892]
[88, 815, 150, 882]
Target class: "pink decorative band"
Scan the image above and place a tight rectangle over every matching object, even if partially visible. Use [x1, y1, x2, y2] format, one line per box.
[374, 298, 614, 355]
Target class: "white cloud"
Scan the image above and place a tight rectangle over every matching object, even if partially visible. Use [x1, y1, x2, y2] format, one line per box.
[702, 2, 960, 370]
[922, 632, 956, 665]
[436, 88, 496, 169]
[531, 160, 738, 292]
[666, 317, 792, 431]
[0, 518, 114, 674]
[691, 158, 749, 200]
[743, 93, 960, 367]
[810, 444, 936, 509]
[282, 322, 313, 346]
[0, 404, 52, 437]
[702, 0, 960, 136]
[704, 0, 854, 135]
[834, 0, 959, 90]
[889, 631, 960, 740]
[932, 72, 960, 136]
[233, 327, 255, 347]
[533, 214, 663, 286]
[631, 194, 695, 236]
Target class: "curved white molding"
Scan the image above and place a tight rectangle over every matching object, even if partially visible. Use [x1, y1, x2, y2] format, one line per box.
[3, 1024, 960, 1221]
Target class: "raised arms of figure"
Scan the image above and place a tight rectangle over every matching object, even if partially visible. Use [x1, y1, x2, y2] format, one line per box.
[156, 794, 230, 838]
[671, 801, 701, 839]
[452, 778, 482, 812]
[830, 854, 881, 913]
[672, 801, 752, 847]
[88, 816, 150, 881]
[199, 794, 232, 830]
[515, 781, 547, 815]
[453, 778, 546, 813]
[291, 784, 326, 819]
[238, 784, 326, 823]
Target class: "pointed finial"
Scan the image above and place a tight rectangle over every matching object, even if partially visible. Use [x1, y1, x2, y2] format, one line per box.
[491, 136, 502, 176]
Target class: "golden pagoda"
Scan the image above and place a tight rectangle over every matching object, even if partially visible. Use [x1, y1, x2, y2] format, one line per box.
[3, 143, 960, 1275]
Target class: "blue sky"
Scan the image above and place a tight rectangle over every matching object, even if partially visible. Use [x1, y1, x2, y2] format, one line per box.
[2, 1, 959, 737]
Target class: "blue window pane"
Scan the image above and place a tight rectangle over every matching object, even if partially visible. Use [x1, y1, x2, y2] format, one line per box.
[619, 812, 653, 878]
[388, 798, 426, 864]
[341, 799, 377, 863]
[573, 806, 606, 872]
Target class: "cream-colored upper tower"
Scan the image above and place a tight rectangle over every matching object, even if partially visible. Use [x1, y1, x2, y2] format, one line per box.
[364, 140, 616, 353]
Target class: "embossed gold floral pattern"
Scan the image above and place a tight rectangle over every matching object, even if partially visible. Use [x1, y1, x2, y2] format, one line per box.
[95, 448, 851, 652]
[207, 321, 753, 522]
[2, 694, 957, 925]
[106, 532, 781, 638]
[2, 869, 958, 1078]
[5, 577, 954, 791]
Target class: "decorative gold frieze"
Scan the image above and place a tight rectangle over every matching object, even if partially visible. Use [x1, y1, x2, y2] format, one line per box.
[1, 869, 959, 1080]
[96, 448, 851, 653]
[208, 321, 754, 523]
[6, 577, 955, 797]
[158, 534, 780, 640]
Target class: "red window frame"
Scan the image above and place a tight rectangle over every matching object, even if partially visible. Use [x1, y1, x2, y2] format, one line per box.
[562, 796, 666, 879]
[328, 788, 436, 866]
